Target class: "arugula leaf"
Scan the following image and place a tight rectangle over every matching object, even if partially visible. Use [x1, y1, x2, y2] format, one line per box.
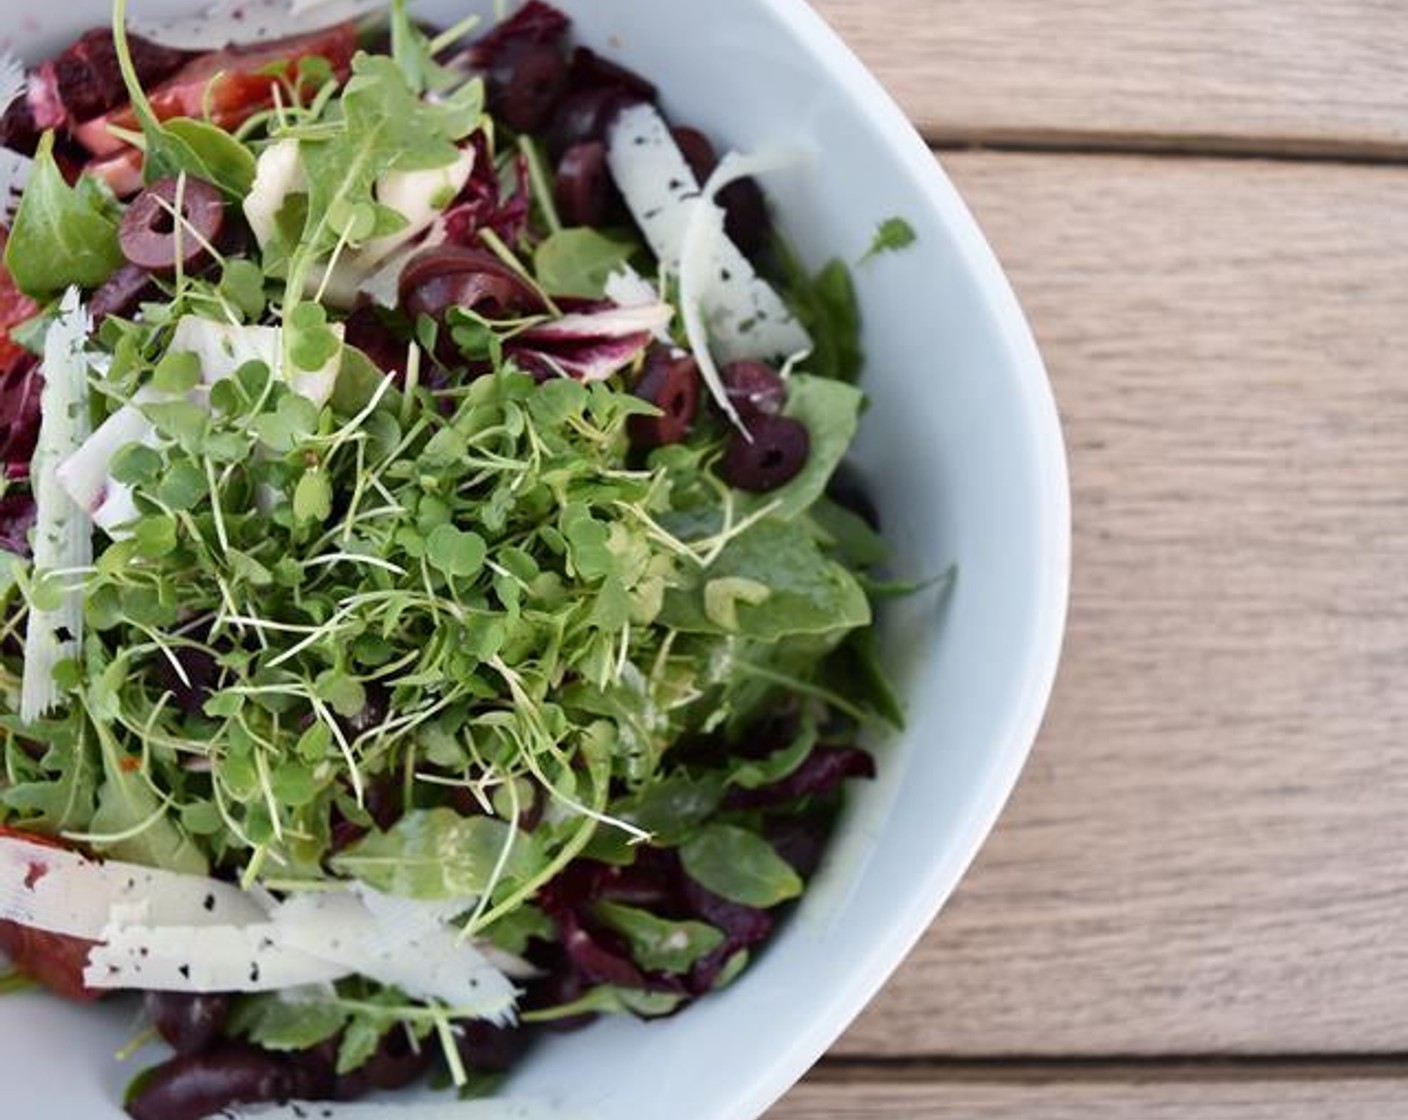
[594, 900, 725, 973]
[332, 809, 543, 900]
[4, 132, 123, 297]
[0, 714, 97, 831]
[860, 216, 917, 263]
[775, 243, 863, 383]
[87, 714, 208, 875]
[679, 824, 803, 908]
[533, 228, 640, 298]
[230, 994, 349, 1051]
[661, 520, 871, 641]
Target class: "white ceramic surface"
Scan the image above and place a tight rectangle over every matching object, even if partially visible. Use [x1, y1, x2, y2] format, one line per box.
[0, 2, 1070, 1117]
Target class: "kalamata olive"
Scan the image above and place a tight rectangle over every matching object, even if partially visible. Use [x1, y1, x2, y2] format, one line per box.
[145, 992, 231, 1057]
[553, 141, 609, 228]
[119, 177, 225, 274]
[456, 1020, 534, 1074]
[721, 360, 786, 420]
[126, 1045, 291, 1120]
[721, 414, 810, 492]
[628, 351, 701, 448]
[90, 262, 158, 323]
[671, 126, 770, 257]
[489, 42, 570, 134]
[545, 86, 635, 160]
[398, 245, 546, 322]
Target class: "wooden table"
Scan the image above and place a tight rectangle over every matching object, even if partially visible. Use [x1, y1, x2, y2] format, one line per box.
[772, 2, 1408, 1115]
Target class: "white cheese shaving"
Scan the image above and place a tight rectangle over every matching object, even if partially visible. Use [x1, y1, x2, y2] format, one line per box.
[0, 835, 265, 939]
[54, 392, 162, 538]
[318, 151, 474, 310]
[85, 913, 347, 993]
[604, 103, 702, 272]
[0, 50, 25, 117]
[169, 316, 345, 407]
[273, 892, 518, 1019]
[243, 139, 306, 250]
[21, 289, 93, 723]
[213, 1100, 580, 1120]
[134, 0, 386, 51]
[0, 129, 31, 226]
[604, 103, 812, 417]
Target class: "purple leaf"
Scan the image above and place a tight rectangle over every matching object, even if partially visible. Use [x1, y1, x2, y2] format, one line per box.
[725, 747, 877, 811]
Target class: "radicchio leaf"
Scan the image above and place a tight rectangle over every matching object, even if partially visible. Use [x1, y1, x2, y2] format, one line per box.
[507, 302, 670, 383]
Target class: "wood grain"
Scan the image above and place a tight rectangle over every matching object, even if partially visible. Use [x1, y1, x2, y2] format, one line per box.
[770, 1073, 1408, 1118]
[810, 1, 1408, 156]
[827, 151, 1408, 1055]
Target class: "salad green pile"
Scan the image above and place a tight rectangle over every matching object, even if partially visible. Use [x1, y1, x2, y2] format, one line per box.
[0, 0, 914, 1108]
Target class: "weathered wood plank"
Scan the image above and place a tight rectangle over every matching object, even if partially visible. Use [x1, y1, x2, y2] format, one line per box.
[810, 1, 1408, 156]
[770, 1073, 1408, 1118]
[829, 152, 1408, 1055]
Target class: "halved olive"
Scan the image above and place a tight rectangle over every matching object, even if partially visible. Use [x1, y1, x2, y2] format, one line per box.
[629, 350, 701, 448]
[721, 414, 810, 492]
[721, 359, 787, 420]
[118, 176, 225, 274]
[553, 140, 610, 228]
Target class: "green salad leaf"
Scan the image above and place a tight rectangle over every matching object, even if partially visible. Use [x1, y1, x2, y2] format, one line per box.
[679, 824, 803, 908]
[4, 133, 123, 297]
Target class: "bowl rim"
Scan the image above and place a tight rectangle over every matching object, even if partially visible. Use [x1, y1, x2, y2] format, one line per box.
[728, 1, 1073, 1114]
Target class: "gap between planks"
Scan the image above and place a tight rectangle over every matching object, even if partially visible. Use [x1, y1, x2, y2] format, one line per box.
[927, 130, 1408, 168]
[809, 1056, 1408, 1087]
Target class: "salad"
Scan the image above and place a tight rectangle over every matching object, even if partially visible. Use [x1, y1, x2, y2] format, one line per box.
[0, 1, 910, 1117]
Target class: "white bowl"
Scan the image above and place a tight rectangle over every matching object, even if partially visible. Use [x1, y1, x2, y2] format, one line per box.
[0, 1, 1070, 1116]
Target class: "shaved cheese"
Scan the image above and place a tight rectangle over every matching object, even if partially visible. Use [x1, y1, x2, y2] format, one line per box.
[681, 149, 814, 364]
[317, 150, 475, 310]
[0, 835, 266, 940]
[0, 50, 25, 118]
[216, 1099, 579, 1120]
[21, 289, 93, 723]
[134, 0, 385, 51]
[169, 316, 345, 407]
[55, 393, 162, 536]
[243, 139, 306, 250]
[605, 103, 812, 397]
[274, 892, 518, 1019]
[85, 916, 346, 993]
[362, 152, 476, 271]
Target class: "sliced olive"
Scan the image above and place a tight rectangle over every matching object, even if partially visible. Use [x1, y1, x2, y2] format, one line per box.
[398, 245, 547, 321]
[119, 177, 225, 274]
[721, 414, 810, 492]
[629, 351, 701, 448]
[553, 141, 609, 228]
[145, 992, 231, 1057]
[545, 86, 635, 159]
[489, 42, 570, 134]
[721, 360, 786, 420]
